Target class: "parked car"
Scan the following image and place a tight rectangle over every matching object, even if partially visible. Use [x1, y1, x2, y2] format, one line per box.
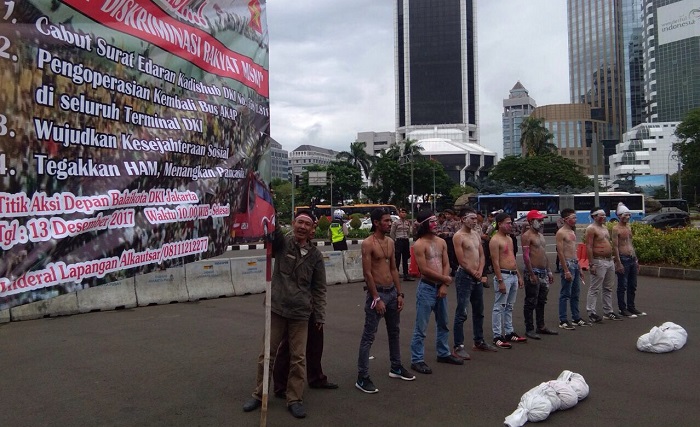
[514, 213, 562, 235]
[638, 211, 690, 229]
[358, 214, 400, 230]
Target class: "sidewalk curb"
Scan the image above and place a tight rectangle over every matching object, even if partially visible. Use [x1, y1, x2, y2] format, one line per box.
[638, 265, 700, 281]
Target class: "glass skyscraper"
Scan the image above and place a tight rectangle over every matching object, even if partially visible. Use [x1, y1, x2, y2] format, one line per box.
[395, 0, 479, 144]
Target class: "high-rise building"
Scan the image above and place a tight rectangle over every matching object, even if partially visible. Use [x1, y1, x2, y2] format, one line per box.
[267, 138, 290, 182]
[568, 0, 626, 150]
[643, 0, 700, 123]
[395, 0, 479, 144]
[502, 82, 537, 157]
[621, 0, 646, 129]
[356, 131, 397, 157]
[609, 122, 680, 184]
[289, 145, 337, 178]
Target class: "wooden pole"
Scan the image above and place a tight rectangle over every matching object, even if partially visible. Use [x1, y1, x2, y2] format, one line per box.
[260, 241, 273, 426]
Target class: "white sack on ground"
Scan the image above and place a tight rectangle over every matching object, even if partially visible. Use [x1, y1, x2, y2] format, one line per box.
[504, 384, 554, 426]
[546, 380, 579, 410]
[637, 322, 688, 353]
[557, 370, 590, 400]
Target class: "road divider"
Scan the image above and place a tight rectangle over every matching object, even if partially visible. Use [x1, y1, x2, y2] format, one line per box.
[135, 267, 188, 306]
[343, 250, 364, 282]
[185, 259, 235, 300]
[231, 256, 267, 295]
[324, 251, 347, 285]
[77, 277, 137, 312]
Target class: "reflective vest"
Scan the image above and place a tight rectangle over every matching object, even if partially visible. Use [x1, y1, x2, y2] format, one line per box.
[330, 222, 345, 243]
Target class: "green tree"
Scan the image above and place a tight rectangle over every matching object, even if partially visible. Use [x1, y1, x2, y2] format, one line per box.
[270, 178, 292, 223]
[674, 108, 700, 204]
[295, 163, 362, 206]
[336, 141, 375, 179]
[520, 116, 557, 157]
[488, 153, 593, 190]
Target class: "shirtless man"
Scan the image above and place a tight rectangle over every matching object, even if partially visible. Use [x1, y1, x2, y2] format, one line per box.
[409, 210, 463, 375]
[356, 208, 415, 394]
[612, 203, 647, 319]
[452, 208, 498, 359]
[489, 212, 527, 349]
[556, 208, 592, 330]
[521, 210, 559, 340]
[585, 207, 623, 322]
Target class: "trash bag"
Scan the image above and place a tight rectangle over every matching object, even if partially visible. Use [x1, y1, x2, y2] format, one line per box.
[504, 385, 554, 426]
[546, 380, 579, 410]
[557, 370, 590, 400]
[637, 322, 688, 353]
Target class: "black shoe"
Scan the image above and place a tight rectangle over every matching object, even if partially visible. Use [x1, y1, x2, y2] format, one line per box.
[243, 398, 262, 412]
[472, 341, 498, 352]
[403, 276, 415, 281]
[288, 402, 306, 419]
[436, 354, 464, 365]
[309, 381, 339, 389]
[411, 362, 433, 374]
[525, 330, 541, 340]
[536, 327, 559, 335]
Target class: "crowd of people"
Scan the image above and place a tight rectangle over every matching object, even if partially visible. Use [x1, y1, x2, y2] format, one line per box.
[242, 202, 645, 419]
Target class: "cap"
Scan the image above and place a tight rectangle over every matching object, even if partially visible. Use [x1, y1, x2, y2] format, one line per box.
[526, 210, 546, 221]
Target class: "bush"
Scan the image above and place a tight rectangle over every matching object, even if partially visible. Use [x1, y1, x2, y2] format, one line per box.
[349, 214, 363, 230]
[317, 215, 330, 232]
[348, 228, 371, 239]
[632, 223, 700, 268]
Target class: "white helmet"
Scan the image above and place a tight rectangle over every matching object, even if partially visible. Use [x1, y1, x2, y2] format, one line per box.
[333, 209, 345, 219]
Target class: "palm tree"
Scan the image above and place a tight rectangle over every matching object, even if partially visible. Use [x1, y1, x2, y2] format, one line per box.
[519, 116, 557, 157]
[336, 141, 375, 178]
[385, 139, 423, 161]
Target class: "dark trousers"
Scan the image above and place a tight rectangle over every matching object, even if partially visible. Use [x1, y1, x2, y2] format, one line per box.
[524, 271, 550, 331]
[395, 238, 410, 277]
[273, 313, 327, 394]
[616, 255, 638, 311]
[453, 269, 485, 346]
[483, 241, 492, 274]
[444, 236, 457, 274]
[357, 287, 402, 378]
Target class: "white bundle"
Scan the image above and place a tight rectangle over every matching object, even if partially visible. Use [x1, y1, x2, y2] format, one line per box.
[505, 371, 589, 426]
[545, 380, 579, 410]
[637, 322, 688, 353]
[504, 385, 554, 426]
[557, 370, 590, 400]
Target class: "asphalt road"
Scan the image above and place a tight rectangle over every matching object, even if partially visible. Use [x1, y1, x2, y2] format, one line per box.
[2, 250, 699, 426]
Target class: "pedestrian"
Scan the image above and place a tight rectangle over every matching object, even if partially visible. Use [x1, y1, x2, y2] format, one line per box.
[356, 208, 415, 394]
[328, 209, 349, 251]
[390, 207, 414, 281]
[452, 208, 498, 360]
[612, 202, 647, 318]
[242, 209, 327, 419]
[520, 210, 559, 340]
[556, 208, 592, 330]
[409, 210, 463, 375]
[585, 207, 623, 323]
[489, 212, 527, 349]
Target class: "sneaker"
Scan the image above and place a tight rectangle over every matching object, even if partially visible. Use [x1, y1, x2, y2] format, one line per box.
[604, 312, 624, 321]
[572, 318, 592, 327]
[589, 313, 603, 323]
[355, 376, 379, 393]
[620, 309, 638, 318]
[493, 336, 512, 349]
[410, 362, 433, 374]
[472, 341, 498, 352]
[452, 345, 471, 360]
[505, 332, 527, 343]
[629, 308, 647, 316]
[389, 366, 416, 381]
[559, 320, 576, 330]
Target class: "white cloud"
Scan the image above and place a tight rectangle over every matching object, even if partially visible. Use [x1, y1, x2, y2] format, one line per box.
[266, 0, 569, 157]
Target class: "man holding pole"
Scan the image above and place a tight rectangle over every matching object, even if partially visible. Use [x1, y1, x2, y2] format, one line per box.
[243, 209, 327, 419]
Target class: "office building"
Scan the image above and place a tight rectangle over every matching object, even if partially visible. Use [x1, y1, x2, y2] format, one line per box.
[395, 0, 479, 144]
[289, 145, 337, 178]
[643, 0, 700, 122]
[356, 131, 397, 157]
[502, 82, 537, 157]
[415, 138, 496, 186]
[268, 138, 290, 181]
[609, 122, 680, 184]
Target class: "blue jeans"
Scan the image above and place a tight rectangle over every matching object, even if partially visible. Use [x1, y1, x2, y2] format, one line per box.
[410, 280, 451, 363]
[492, 273, 518, 338]
[559, 260, 582, 322]
[453, 268, 484, 346]
[616, 255, 638, 311]
[357, 287, 402, 378]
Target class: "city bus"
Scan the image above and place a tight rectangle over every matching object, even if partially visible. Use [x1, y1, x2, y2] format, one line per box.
[230, 171, 276, 242]
[294, 204, 399, 220]
[474, 192, 645, 223]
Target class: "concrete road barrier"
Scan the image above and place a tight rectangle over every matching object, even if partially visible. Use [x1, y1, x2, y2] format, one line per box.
[134, 267, 188, 306]
[185, 259, 235, 300]
[10, 292, 79, 321]
[231, 256, 267, 295]
[77, 278, 137, 313]
[324, 251, 348, 285]
[343, 250, 364, 283]
[1, 308, 11, 323]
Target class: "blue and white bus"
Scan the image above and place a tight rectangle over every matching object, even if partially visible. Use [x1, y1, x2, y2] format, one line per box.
[474, 192, 645, 223]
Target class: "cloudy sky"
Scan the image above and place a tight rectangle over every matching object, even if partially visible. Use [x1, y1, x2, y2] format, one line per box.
[265, 1, 570, 158]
